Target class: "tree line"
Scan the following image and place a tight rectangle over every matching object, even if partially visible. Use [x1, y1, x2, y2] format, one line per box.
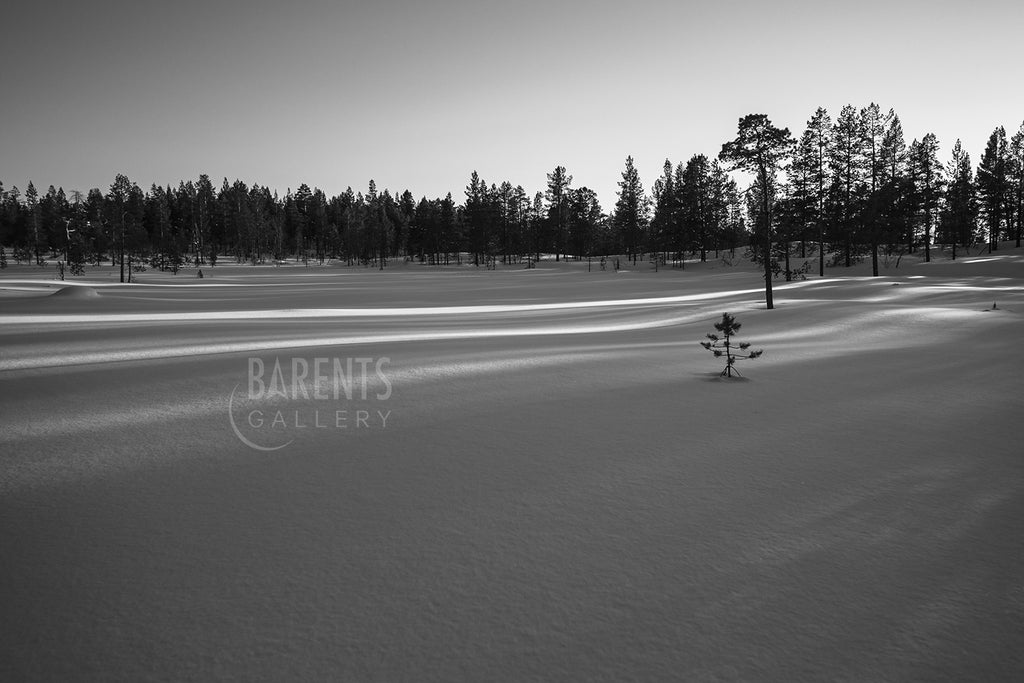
[771, 106, 1023, 277]
[1, 105, 1021, 282]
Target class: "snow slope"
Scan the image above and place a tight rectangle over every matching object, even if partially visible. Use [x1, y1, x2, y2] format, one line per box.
[1, 251, 1022, 681]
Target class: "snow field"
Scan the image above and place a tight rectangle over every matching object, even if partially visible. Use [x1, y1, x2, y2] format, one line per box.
[1, 252, 1022, 681]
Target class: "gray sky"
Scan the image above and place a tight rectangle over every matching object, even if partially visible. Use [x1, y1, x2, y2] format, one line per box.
[2, 0, 1021, 208]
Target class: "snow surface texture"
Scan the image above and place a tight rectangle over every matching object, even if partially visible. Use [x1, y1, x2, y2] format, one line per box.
[1, 252, 1023, 681]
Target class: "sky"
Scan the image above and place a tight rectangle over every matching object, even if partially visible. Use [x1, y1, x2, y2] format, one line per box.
[2, 0, 1021, 209]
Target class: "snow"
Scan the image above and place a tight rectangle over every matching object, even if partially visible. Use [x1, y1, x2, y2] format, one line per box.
[1, 251, 1023, 681]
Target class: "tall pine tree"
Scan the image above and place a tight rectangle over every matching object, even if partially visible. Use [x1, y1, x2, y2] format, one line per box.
[720, 114, 794, 310]
[1008, 122, 1024, 247]
[613, 156, 648, 264]
[937, 139, 977, 258]
[545, 165, 572, 261]
[828, 104, 866, 267]
[909, 133, 944, 262]
[977, 126, 1010, 252]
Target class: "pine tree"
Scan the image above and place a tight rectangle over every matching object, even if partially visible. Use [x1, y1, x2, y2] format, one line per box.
[788, 129, 818, 265]
[977, 126, 1010, 251]
[806, 108, 832, 275]
[909, 133, 944, 262]
[861, 103, 889, 275]
[614, 155, 649, 264]
[567, 187, 602, 267]
[937, 139, 977, 258]
[106, 174, 133, 281]
[828, 105, 866, 267]
[25, 181, 42, 265]
[719, 114, 794, 309]
[650, 159, 677, 264]
[510, 185, 529, 264]
[309, 188, 330, 265]
[876, 111, 908, 260]
[708, 161, 735, 261]
[65, 191, 86, 275]
[194, 174, 215, 266]
[678, 154, 714, 264]
[1008, 122, 1024, 248]
[700, 313, 763, 378]
[743, 173, 786, 275]
[545, 165, 572, 261]
[880, 112, 907, 187]
[440, 192, 457, 265]
[465, 171, 488, 265]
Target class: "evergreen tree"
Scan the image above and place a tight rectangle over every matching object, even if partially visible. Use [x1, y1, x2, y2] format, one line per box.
[409, 196, 430, 262]
[83, 187, 107, 265]
[678, 154, 714, 263]
[529, 191, 545, 264]
[908, 133, 944, 262]
[342, 192, 366, 264]
[493, 181, 514, 264]
[700, 312, 763, 378]
[368, 187, 394, 269]
[440, 192, 457, 264]
[545, 165, 572, 261]
[25, 181, 42, 265]
[719, 114, 795, 309]
[719, 173, 746, 258]
[39, 185, 70, 261]
[397, 189, 416, 258]
[308, 187, 330, 265]
[195, 174, 215, 265]
[568, 187, 602, 267]
[877, 112, 909, 259]
[464, 171, 492, 265]
[799, 107, 832, 276]
[292, 182, 314, 263]
[1008, 122, 1024, 247]
[879, 112, 907, 187]
[124, 180, 148, 280]
[650, 159, 677, 264]
[147, 184, 177, 270]
[671, 161, 688, 259]
[0, 182, 7, 267]
[508, 185, 529, 264]
[744, 173, 790, 276]
[707, 161, 736, 260]
[860, 103, 889, 275]
[64, 189, 87, 275]
[7, 186, 29, 263]
[774, 183, 809, 281]
[937, 139, 978, 258]
[613, 155, 648, 264]
[787, 128, 819, 265]
[977, 126, 1010, 251]
[106, 174, 133, 281]
[828, 105, 866, 267]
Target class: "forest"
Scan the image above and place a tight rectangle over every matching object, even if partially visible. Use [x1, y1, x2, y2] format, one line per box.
[1, 104, 1022, 280]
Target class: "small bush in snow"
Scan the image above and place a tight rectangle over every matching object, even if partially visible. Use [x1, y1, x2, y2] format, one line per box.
[700, 313, 763, 377]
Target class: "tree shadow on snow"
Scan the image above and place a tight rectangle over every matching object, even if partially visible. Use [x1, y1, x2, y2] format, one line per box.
[694, 372, 752, 383]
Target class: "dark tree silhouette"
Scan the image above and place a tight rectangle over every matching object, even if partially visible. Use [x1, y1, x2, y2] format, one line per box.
[613, 155, 648, 264]
[977, 126, 1010, 252]
[719, 114, 794, 309]
[700, 313, 763, 377]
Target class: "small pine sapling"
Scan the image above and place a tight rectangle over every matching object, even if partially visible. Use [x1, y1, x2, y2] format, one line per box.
[700, 312, 763, 377]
